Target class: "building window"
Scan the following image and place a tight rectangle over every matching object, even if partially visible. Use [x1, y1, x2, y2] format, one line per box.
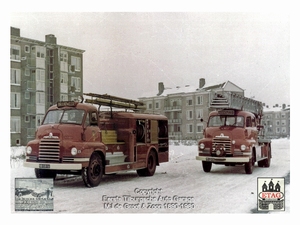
[25, 68, 30, 76]
[71, 77, 81, 92]
[281, 113, 286, 118]
[36, 46, 46, 58]
[11, 116, 21, 133]
[148, 103, 152, 109]
[155, 102, 160, 109]
[186, 98, 193, 106]
[25, 92, 30, 99]
[60, 72, 68, 93]
[36, 92, 45, 104]
[276, 120, 280, 126]
[281, 120, 286, 126]
[25, 115, 30, 123]
[25, 45, 30, 53]
[60, 51, 68, 62]
[197, 124, 204, 133]
[71, 56, 81, 71]
[196, 109, 203, 119]
[36, 69, 45, 91]
[36, 115, 44, 127]
[11, 92, 20, 108]
[60, 94, 68, 101]
[282, 127, 286, 133]
[186, 110, 193, 120]
[10, 68, 21, 85]
[276, 127, 280, 133]
[187, 124, 193, 133]
[11, 45, 20, 61]
[196, 95, 203, 105]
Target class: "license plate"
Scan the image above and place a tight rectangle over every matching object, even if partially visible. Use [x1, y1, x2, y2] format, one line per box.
[206, 157, 214, 162]
[39, 164, 50, 169]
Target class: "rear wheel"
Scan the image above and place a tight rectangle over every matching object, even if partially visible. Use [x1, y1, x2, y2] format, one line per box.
[137, 150, 157, 176]
[82, 153, 103, 187]
[202, 161, 212, 172]
[35, 169, 57, 179]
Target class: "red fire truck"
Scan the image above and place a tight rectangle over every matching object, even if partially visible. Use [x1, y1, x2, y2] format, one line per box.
[196, 92, 271, 174]
[24, 93, 169, 187]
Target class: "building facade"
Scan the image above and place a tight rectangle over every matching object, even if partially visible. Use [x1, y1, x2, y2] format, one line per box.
[139, 79, 245, 140]
[262, 105, 290, 139]
[10, 27, 85, 146]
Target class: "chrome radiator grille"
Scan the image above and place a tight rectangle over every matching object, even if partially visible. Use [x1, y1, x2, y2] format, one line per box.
[212, 137, 232, 155]
[39, 138, 60, 162]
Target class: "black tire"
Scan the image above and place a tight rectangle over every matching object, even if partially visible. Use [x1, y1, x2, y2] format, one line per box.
[35, 169, 57, 179]
[137, 150, 157, 176]
[202, 161, 212, 172]
[245, 151, 255, 174]
[82, 153, 103, 187]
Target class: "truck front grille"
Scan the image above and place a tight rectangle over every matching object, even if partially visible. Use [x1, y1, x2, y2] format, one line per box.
[39, 138, 60, 162]
[212, 137, 232, 155]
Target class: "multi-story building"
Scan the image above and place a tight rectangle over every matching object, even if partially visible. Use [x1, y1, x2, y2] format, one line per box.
[139, 79, 245, 140]
[10, 27, 85, 146]
[262, 104, 290, 139]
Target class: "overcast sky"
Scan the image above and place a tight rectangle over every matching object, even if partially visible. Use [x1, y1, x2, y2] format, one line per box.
[10, 11, 290, 106]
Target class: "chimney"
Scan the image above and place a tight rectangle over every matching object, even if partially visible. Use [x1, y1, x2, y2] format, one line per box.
[282, 104, 286, 109]
[45, 34, 57, 44]
[199, 78, 205, 88]
[157, 82, 164, 96]
[11, 27, 20, 37]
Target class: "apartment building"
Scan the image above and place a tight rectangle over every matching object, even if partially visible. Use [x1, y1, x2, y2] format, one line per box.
[10, 27, 85, 146]
[139, 79, 245, 140]
[262, 104, 290, 139]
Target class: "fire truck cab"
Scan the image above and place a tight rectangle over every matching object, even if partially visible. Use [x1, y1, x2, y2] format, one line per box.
[24, 93, 169, 187]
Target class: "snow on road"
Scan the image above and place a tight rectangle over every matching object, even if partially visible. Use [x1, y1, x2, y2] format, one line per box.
[10, 139, 290, 215]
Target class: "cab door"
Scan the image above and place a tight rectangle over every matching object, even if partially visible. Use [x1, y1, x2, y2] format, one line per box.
[83, 111, 101, 142]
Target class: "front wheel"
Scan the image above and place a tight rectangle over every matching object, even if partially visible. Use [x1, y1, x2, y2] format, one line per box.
[245, 151, 255, 174]
[82, 153, 103, 187]
[137, 150, 157, 176]
[202, 161, 212, 172]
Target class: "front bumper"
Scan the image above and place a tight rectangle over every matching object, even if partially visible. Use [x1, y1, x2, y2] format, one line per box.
[196, 155, 250, 163]
[24, 161, 83, 170]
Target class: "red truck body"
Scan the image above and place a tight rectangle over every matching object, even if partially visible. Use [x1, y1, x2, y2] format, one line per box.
[24, 94, 169, 187]
[196, 92, 271, 174]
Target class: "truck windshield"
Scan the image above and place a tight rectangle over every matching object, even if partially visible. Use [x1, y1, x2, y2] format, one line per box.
[43, 109, 85, 125]
[208, 115, 244, 127]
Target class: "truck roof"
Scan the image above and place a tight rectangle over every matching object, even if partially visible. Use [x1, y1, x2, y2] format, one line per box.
[48, 102, 97, 112]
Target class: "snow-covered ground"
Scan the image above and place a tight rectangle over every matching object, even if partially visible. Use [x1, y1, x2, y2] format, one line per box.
[9, 138, 292, 223]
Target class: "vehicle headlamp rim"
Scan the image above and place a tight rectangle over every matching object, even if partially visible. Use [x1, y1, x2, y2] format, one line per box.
[26, 146, 32, 154]
[71, 147, 78, 156]
[241, 144, 246, 151]
[199, 143, 205, 149]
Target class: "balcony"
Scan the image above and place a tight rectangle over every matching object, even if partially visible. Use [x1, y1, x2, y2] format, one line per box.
[168, 119, 182, 124]
[164, 106, 182, 112]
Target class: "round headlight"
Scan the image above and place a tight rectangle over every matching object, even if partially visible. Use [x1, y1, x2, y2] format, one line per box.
[26, 146, 32, 154]
[71, 147, 78, 156]
[199, 143, 205, 149]
[240, 145, 246, 151]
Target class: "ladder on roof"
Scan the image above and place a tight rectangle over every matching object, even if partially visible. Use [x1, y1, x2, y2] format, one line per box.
[210, 92, 263, 116]
[84, 93, 146, 110]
